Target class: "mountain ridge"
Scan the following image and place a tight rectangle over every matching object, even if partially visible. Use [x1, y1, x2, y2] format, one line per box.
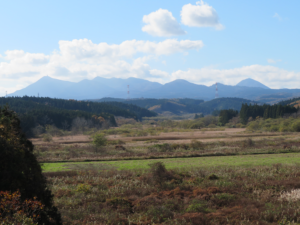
[236, 78, 270, 89]
[8, 76, 300, 103]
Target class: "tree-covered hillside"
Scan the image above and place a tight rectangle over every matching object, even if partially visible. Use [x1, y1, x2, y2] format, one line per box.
[93, 97, 256, 115]
[93, 98, 204, 109]
[239, 103, 297, 124]
[279, 97, 300, 107]
[0, 97, 156, 136]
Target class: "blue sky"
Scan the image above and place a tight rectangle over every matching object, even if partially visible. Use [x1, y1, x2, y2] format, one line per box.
[0, 0, 299, 96]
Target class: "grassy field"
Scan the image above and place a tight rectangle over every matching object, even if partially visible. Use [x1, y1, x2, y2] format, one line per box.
[33, 126, 300, 224]
[46, 162, 300, 224]
[42, 152, 300, 172]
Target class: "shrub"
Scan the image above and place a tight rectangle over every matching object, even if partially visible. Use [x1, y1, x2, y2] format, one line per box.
[0, 213, 37, 225]
[208, 174, 219, 180]
[189, 140, 204, 149]
[92, 133, 107, 147]
[43, 133, 53, 142]
[247, 121, 260, 131]
[211, 193, 235, 206]
[242, 138, 254, 147]
[270, 125, 279, 132]
[189, 121, 205, 129]
[186, 199, 210, 213]
[152, 143, 172, 152]
[148, 162, 173, 186]
[0, 191, 42, 225]
[76, 184, 91, 194]
[292, 121, 300, 132]
[146, 206, 174, 223]
[208, 124, 216, 128]
[236, 123, 245, 128]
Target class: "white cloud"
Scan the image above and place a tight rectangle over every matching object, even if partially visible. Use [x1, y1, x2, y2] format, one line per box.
[0, 38, 203, 95]
[181, 1, 224, 30]
[150, 69, 169, 77]
[267, 59, 281, 64]
[171, 65, 300, 89]
[142, 9, 186, 37]
[5, 50, 49, 65]
[58, 38, 203, 60]
[273, 13, 282, 21]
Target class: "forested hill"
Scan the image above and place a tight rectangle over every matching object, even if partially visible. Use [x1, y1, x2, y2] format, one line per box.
[92, 98, 205, 109]
[92, 97, 256, 115]
[0, 97, 156, 136]
[279, 97, 300, 108]
[0, 96, 156, 119]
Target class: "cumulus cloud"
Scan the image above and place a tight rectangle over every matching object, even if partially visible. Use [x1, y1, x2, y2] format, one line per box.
[58, 38, 203, 60]
[142, 9, 186, 36]
[181, 1, 224, 30]
[5, 50, 49, 65]
[171, 65, 300, 89]
[0, 38, 203, 95]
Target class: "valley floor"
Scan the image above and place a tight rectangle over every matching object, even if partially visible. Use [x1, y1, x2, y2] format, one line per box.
[36, 128, 300, 224]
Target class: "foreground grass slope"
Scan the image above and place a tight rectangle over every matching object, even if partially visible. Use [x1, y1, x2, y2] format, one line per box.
[46, 163, 300, 224]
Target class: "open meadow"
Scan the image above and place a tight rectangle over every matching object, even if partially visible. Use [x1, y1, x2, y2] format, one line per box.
[32, 125, 300, 224]
[45, 161, 300, 224]
[31, 127, 300, 163]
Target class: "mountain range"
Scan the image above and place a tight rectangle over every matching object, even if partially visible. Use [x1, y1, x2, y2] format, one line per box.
[9, 76, 300, 103]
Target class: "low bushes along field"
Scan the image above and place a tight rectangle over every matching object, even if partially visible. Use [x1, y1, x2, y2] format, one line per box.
[247, 117, 300, 132]
[46, 162, 300, 224]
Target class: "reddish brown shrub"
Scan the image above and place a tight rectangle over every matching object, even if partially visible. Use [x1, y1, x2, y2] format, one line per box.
[0, 191, 44, 223]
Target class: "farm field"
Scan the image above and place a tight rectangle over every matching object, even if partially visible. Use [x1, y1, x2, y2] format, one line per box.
[37, 127, 300, 224]
[46, 161, 300, 224]
[43, 152, 300, 172]
[31, 128, 282, 145]
[32, 127, 300, 163]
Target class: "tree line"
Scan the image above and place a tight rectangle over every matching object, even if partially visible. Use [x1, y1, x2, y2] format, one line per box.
[239, 103, 297, 124]
[96, 97, 253, 115]
[0, 96, 157, 136]
[219, 103, 298, 125]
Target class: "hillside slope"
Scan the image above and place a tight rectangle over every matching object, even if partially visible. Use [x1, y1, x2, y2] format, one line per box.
[93, 97, 257, 115]
[0, 97, 157, 135]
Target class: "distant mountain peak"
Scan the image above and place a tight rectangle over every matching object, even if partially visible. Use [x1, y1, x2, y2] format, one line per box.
[236, 78, 270, 89]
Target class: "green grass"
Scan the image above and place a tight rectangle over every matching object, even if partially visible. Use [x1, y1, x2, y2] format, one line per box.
[42, 152, 300, 172]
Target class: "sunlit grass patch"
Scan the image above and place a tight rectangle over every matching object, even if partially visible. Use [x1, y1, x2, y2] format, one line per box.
[42, 153, 300, 172]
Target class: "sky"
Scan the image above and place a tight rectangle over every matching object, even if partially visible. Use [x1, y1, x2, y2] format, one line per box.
[0, 0, 300, 96]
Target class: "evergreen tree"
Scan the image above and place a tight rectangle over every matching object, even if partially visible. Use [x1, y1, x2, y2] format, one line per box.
[0, 106, 62, 225]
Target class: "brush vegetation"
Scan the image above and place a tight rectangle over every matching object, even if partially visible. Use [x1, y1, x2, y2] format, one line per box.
[45, 162, 300, 224]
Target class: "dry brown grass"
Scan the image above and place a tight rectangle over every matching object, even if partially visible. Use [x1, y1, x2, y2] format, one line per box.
[31, 128, 300, 164]
[46, 164, 300, 224]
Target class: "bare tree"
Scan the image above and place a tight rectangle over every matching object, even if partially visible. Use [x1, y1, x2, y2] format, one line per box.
[71, 117, 91, 134]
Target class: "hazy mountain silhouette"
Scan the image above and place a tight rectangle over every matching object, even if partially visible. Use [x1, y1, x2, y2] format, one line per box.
[8, 76, 300, 102]
[236, 78, 270, 89]
[11, 76, 74, 98]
